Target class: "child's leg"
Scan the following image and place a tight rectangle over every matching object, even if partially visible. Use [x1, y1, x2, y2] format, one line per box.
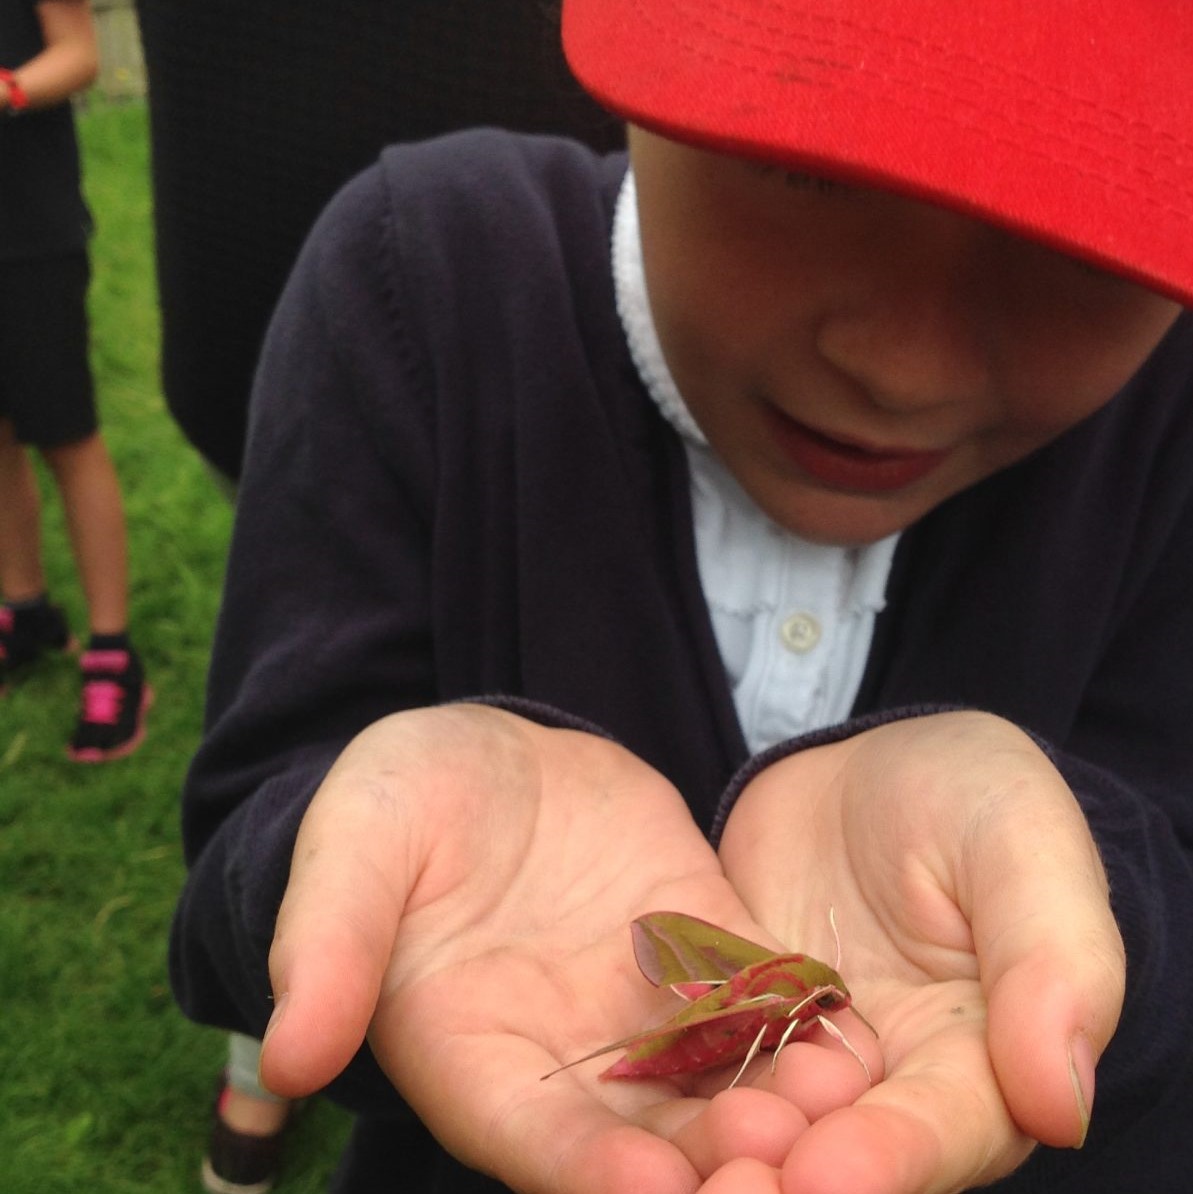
[223, 1032, 291, 1134]
[202, 1032, 293, 1194]
[40, 434, 150, 762]
[0, 419, 76, 683]
[0, 418, 47, 603]
[40, 432, 129, 636]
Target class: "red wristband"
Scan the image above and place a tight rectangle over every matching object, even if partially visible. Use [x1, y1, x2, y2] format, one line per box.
[0, 68, 30, 112]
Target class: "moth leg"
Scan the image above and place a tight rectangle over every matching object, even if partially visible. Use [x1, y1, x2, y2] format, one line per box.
[764, 984, 835, 1074]
[813, 1013, 873, 1084]
[777, 986, 826, 1028]
[768, 1001, 823, 1073]
[727, 1022, 771, 1089]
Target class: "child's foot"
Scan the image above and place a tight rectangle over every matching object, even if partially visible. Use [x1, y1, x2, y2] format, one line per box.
[67, 645, 153, 763]
[0, 597, 75, 692]
[201, 1082, 292, 1194]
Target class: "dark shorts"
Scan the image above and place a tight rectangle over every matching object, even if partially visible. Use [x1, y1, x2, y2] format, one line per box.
[0, 252, 97, 448]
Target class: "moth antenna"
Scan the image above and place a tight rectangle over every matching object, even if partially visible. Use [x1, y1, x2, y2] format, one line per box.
[829, 904, 842, 971]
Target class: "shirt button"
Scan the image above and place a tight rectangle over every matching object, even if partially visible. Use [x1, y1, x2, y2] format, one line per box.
[780, 612, 821, 653]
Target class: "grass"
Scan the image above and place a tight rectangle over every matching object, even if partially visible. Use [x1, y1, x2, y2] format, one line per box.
[0, 99, 349, 1193]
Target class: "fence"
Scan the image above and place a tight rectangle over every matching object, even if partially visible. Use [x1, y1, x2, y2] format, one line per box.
[93, 0, 146, 99]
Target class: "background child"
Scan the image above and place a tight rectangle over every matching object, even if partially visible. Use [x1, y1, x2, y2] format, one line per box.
[134, 0, 623, 485]
[170, 1, 1193, 1192]
[132, 3, 624, 1188]
[0, 0, 149, 760]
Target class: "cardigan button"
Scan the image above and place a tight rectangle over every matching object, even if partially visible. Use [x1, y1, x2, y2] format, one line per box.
[780, 612, 821, 653]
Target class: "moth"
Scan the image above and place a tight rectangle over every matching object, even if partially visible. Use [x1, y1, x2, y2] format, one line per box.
[545, 910, 874, 1086]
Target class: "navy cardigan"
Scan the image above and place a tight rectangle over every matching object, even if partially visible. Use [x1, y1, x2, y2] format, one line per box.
[172, 131, 1193, 1193]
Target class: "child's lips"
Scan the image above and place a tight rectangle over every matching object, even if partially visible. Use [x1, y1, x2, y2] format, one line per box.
[766, 409, 949, 493]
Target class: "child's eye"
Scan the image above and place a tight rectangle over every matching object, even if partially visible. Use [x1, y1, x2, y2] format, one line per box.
[783, 171, 850, 194]
[779, 171, 844, 194]
[745, 161, 849, 196]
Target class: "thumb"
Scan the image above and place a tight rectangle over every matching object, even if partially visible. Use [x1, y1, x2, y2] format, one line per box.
[985, 947, 1119, 1149]
[968, 780, 1124, 1149]
[258, 767, 412, 1099]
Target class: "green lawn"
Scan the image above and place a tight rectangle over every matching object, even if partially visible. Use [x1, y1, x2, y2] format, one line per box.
[0, 99, 348, 1194]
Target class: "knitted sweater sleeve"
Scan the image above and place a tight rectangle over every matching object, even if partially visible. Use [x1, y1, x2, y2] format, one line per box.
[169, 157, 444, 1111]
[711, 705, 1193, 1193]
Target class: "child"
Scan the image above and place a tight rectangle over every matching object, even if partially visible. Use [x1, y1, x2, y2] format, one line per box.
[171, 1, 1193, 1192]
[133, 4, 624, 1187]
[135, 0, 624, 484]
[0, 0, 150, 760]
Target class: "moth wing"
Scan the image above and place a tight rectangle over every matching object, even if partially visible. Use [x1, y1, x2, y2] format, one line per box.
[543, 987, 791, 1079]
[540, 1029, 658, 1078]
[631, 911, 777, 988]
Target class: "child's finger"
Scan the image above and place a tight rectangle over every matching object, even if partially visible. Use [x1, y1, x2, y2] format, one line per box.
[685, 1088, 808, 1176]
[779, 1082, 1032, 1194]
[259, 766, 413, 1098]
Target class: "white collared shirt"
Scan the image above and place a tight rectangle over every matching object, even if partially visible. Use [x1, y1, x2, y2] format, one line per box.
[612, 170, 899, 753]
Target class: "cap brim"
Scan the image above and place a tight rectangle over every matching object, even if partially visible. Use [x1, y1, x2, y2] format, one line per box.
[563, 0, 1193, 307]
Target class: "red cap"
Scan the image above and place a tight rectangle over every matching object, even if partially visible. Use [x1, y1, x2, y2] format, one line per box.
[563, 0, 1193, 306]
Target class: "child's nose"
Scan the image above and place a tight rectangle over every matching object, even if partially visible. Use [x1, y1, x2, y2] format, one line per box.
[815, 208, 994, 416]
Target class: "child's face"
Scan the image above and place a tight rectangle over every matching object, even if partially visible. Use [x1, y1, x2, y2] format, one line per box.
[630, 129, 1183, 545]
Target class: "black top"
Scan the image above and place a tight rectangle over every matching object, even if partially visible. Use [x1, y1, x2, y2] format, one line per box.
[171, 131, 1193, 1193]
[0, 0, 91, 261]
[134, 0, 624, 479]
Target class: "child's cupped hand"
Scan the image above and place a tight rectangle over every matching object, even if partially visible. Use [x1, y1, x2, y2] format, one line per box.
[717, 709, 1126, 1194]
[258, 704, 1123, 1194]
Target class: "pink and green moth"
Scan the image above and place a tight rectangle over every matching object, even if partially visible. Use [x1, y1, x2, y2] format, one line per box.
[546, 911, 873, 1087]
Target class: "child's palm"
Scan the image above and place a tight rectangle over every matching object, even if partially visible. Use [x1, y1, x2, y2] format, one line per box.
[718, 710, 1124, 1194]
[263, 704, 875, 1194]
